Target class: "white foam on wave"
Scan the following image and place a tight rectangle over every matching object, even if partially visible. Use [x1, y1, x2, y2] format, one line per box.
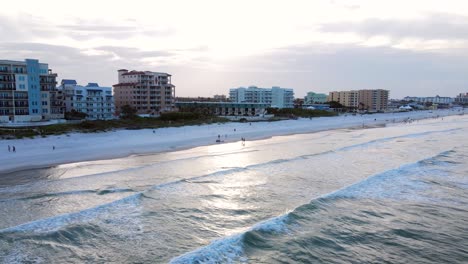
[0, 193, 142, 234]
[169, 215, 289, 264]
[169, 150, 455, 263]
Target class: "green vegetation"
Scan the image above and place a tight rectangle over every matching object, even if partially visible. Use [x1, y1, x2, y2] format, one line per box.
[267, 107, 337, 118]
[0, 108, 338, 139]
[64, 110, 87, 120]
[120, 105, 138, 119]
[0, 112, 229, 139]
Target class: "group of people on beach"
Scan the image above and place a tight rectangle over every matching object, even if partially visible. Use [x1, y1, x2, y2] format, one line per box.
[6, 145, 56, 153]
[7, 145, 16, 152]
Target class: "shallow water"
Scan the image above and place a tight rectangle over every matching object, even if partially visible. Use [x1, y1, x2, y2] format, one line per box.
[1, 116, 467, 263]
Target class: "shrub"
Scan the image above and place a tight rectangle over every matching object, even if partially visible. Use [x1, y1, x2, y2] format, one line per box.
[159, 112, 202, 121]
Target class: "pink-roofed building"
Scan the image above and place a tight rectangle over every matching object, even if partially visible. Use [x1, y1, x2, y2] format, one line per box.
[113, 69, 175, 115]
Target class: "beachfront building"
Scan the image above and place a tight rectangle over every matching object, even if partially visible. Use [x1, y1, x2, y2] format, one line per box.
[113, 69, 175, 115]
[304, 92, 327, 104]
[328, 89, 389, 112]
[455, 93, 468, 104]
[0, 59, 64, 122]
[328, 90, 359, 109]
[403, 96, 454, 104]
[229, 86, 294, 108]
[176, 101, 269, 116]
[358, 89, 390, 112]
[58, 80, 115, 120]
[176, 95, 229, 103]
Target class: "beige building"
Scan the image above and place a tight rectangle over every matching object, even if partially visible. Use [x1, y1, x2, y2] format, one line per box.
[113, 69, 175, 115]
[328, 90, 359, 108]
[358, 89, 389, 111]
[328, 89, 389, 111]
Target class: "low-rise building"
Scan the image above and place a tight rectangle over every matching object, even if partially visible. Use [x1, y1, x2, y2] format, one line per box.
[229, 86, 294, 108]
[304, 92, 327, 104]
[403, 96, 454, 104]
[176, 101, 269, 116]
[58, 80, 114, 120]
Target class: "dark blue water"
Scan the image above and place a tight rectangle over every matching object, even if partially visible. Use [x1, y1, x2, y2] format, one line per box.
[1, 116, 467, 263]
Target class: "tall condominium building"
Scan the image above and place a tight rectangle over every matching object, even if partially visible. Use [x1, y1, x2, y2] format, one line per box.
[328, 89, 389, 111]
[113, 69, 175, 115]
[304, 92, 327, 104]
[229, 86, 294, 108]
[0, 59, 64, 122]
[328, 90, 359, 108]
[358, 89, 390, 111]
[58, 80, 115, 120]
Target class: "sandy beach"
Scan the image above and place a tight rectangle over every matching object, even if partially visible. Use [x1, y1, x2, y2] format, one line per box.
[0, 109, 464, 174]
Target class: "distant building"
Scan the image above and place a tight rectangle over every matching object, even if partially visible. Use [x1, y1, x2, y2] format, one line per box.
[113, 69, 175, 115]
[176, 101, 269, 116]
[0, 59, 64, 122]
[229, 86, 294, 108]
[358, 89, 389, 111]
[213, 94, 228, 101]
[328, 90, 359, 109]
[403, 96, 454, 104]
[304, 92, 327, 104]
[455, 93, 468, 104]
[176, 95, 229, 102]
[58, 80, 115, 120]
[328, 89, 389, 111]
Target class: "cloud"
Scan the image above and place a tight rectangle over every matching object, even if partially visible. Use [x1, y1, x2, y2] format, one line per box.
[319, 13, 468, 41]
[216, 43, 468, 98]
[0, 42, 177, 86]
[0, 13, 173, 42]
[58, 21, 173, 40]
[0, 14, 57, 41]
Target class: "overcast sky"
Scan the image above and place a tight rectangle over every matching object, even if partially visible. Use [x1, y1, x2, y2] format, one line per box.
[1, 0, 467, 98]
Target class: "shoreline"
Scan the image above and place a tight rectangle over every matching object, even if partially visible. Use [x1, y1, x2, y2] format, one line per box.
[0, 110, 465, 175]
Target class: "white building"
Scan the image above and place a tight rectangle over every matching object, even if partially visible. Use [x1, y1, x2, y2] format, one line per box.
[403, 96, 454, 104]
[229, 86, 294, 108]
[58, 80, 115, 120]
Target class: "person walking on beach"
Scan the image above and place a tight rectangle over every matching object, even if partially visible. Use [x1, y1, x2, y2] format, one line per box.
[8, 145, 10, 152]
[12, 146, 15, 152]
[53, 146, 55, 150]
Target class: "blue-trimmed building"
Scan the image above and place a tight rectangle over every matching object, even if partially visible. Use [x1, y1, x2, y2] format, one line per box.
[0, 59, 64, 122]
[58, 80, 115, 120]
[229, 86, 294, 109]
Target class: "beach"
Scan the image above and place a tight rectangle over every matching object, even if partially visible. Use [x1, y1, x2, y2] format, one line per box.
[0, 109, 467, 263]
[0, 109, 463, 174]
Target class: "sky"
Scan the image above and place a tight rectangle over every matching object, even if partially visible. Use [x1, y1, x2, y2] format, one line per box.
[1, 0, 467, 99]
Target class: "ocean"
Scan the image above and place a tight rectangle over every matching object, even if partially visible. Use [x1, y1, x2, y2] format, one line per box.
[0, 115, 467, 263]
